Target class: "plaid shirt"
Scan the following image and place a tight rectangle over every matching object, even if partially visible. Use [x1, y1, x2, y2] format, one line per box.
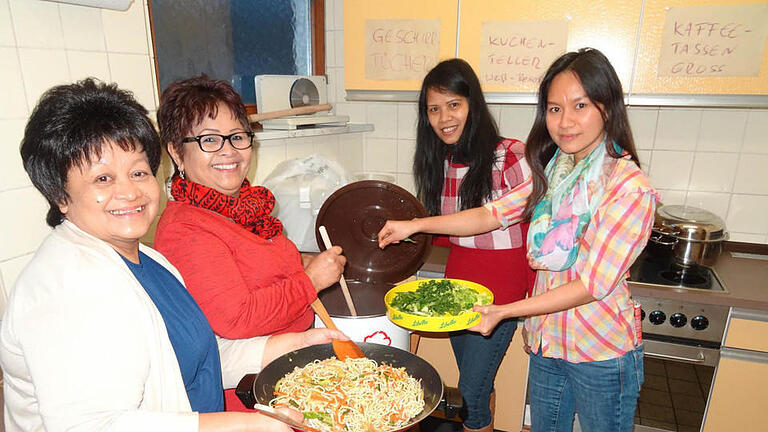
[441, 138, 530, 250]
[486, 155, 658, 362]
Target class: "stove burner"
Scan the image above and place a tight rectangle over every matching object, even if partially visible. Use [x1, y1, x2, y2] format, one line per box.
[628, 253, 725, 292]
[659, 264, 708, 286]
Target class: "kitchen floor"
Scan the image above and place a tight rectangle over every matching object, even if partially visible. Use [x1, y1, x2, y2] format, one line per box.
[636, 357, 712, 432]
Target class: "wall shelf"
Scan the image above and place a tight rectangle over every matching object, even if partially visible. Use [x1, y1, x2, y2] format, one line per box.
[254, 123, 374, 141]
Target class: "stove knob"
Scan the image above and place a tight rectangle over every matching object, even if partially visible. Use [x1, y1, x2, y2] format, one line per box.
[649, 310, 666, 325]
[670, 313, 687, 328]
[691, 315, 709, 331]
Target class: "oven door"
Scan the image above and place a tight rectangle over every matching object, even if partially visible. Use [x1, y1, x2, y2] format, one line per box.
[635, 337, 720, 432]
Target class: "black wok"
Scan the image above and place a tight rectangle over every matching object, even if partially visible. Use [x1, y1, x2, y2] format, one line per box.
[236, 342, 444, 432]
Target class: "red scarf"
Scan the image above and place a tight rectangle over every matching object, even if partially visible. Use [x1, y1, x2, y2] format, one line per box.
[170, 174, 283, 240]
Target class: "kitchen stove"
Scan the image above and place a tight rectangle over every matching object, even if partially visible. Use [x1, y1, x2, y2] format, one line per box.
[628, 252, 731, 431]
[629, 252, 729, 344]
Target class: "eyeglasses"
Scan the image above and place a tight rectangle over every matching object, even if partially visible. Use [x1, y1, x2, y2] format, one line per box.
[182, 132, 255, 153]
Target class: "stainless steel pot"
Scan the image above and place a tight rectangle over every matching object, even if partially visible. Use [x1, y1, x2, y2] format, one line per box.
[650, 205, 728, 267]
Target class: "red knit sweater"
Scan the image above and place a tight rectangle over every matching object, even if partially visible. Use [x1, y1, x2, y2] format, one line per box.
[154, 201, 316, 339]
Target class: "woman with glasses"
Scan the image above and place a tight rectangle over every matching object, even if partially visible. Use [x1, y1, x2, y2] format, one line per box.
[154, 76, 346, 411]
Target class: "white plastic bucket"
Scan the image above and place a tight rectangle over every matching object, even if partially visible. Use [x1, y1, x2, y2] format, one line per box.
[314, 314, 410, 351]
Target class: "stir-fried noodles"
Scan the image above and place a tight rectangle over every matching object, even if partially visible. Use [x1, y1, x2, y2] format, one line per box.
[269, 357, 425, 432]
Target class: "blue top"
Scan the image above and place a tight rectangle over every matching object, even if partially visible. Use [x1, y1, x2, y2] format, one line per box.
[121, 251, 224, 413]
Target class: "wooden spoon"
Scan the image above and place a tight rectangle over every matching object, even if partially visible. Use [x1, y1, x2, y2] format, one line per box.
[318, 225, 357, 316]
[311, 298, 365, 360]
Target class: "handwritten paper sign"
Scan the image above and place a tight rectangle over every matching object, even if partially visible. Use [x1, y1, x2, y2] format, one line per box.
[480, 20, 568, 89]
[659, 4, 768, 77]
[365, 19, 441, 80]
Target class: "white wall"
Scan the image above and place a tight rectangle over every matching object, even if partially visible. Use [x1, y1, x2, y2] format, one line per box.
[1, 0, 767, 312]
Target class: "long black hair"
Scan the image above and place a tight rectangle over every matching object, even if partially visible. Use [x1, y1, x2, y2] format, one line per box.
[20, 78, 160, 227]
[522, 48, 640, 220]
[415, 58, 501, 215]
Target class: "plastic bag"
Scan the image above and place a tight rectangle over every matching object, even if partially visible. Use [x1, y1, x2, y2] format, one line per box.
[263, 154, 350, 252]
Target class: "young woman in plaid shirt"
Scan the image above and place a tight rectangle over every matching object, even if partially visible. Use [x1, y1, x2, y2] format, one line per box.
[380, 49, 658, 432]
[413, 58, 535, 432]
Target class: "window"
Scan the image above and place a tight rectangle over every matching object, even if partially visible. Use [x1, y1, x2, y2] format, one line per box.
[148, 0, 325, 106]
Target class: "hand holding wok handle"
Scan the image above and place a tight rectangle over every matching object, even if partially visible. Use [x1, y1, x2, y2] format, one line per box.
[318, 225, 357, 316]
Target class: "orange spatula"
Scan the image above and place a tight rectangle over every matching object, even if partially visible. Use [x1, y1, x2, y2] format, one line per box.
[311, 298, 365, 360]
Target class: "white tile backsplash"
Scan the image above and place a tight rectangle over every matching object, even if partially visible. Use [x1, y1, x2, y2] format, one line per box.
[9, 0, 63, 49]
[364, 138, 398, 172]
[0, 188, 50, 259]
[397, 103, 418, 139]
[689, 152, 738, 193]
[628, 107, 658, 150]
[337, 133, 365, 174]
[253, 141, 288, 184]
[107, 52, 156, 109]
[325, 30, 335, 68]
[102, 1, 148, 54]
[0, 46, 28, 118]
[59, 3, 105, 51]
[67, 50, 110, 82]
[334, 30, 344, 70]
[17, 48, 70, 110]
[396, 173, 416, 196]
[742, 110, 768, 154]
[285, 138, 317, 160]
[335, 102, 367, 124]
[656, 189, 687, 206]
[0, 253, 33, 304]
[366, 104, 397, 139]
[685, 191, 731, 220]
[0, 0, 15, 46]
[654, 108, 701, 151]
[732, 154, 768, 195]
[497, 105, 536, 141]
[726, 194, 768, 235]
[0, 118, 28, 189]
[397, 139, 416, 173]
[649, 150, 694, 190]
[697, 109, 747, 152]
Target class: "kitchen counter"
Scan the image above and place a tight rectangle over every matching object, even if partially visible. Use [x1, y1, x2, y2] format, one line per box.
[420, 242, 768, 311]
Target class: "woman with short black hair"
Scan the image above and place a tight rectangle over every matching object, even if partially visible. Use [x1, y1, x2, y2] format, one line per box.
[1, 78, 345, 432]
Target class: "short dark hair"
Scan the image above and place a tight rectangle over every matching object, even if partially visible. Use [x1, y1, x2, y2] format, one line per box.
[415, 58, 501, 215]
[522, 48, 640, 220]
[156, 75, 250, 172]
[20, 78, 161, 227]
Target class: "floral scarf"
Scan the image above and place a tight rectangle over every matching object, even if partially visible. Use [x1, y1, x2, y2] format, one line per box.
[170, 174, 283, 240]
[527, 139, 615, 271]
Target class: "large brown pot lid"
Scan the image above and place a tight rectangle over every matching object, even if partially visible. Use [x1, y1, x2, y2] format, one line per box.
[315, 180, 431, 285]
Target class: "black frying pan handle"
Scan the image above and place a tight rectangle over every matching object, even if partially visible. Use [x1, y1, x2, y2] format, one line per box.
[235, 373, 259, 409]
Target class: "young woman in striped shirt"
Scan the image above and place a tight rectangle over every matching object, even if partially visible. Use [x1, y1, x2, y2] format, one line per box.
[414, 58, 534, 432]
[379, 48, 658, 432]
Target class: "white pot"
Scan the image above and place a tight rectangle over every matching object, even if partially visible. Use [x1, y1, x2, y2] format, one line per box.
[314, 314, 410, 351]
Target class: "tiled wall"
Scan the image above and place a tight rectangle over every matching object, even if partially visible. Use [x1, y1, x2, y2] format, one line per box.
[1, 0, 767, 312]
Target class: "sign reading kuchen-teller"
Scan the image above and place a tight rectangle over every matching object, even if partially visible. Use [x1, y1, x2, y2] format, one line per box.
[480, 20, 568, 90]
[365, 19, 441, 80]
[658, 4, 768, 77]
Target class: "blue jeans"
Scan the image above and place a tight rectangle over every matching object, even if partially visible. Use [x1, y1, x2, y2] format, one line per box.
[528, 345, 644, 432]
[450, 318, 518, 429]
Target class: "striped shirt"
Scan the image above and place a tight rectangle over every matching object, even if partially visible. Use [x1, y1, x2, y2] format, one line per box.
[441, 138, 531, 249]
[486, 155, 658, 362]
